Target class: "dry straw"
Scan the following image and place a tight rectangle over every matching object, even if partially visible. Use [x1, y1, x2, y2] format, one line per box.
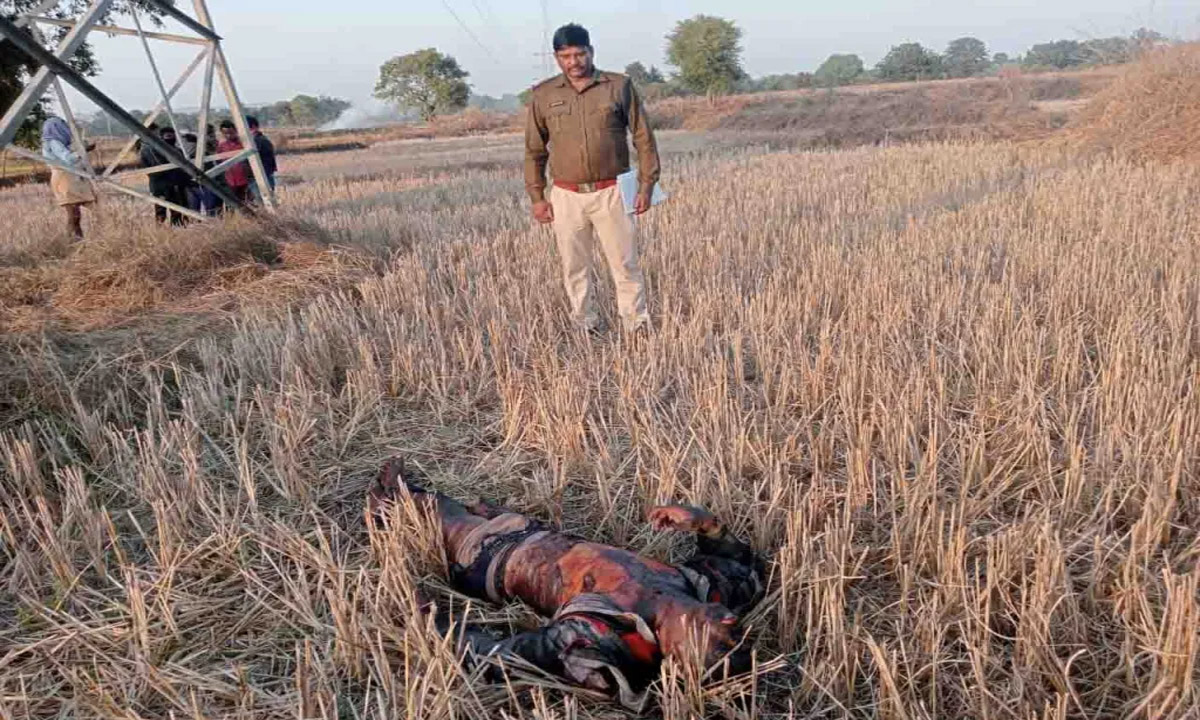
[1065, 42, 1200, 162]
[0, 88, 1197, 719]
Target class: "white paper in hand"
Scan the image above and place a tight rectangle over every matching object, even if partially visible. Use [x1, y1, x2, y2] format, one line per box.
[618, 169, 668, 214]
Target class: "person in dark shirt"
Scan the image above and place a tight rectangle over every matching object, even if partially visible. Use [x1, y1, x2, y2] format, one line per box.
[196, 125, 225, 216]
[367, 457, 767, 712]
[140, 125, 190, 226]
[246, 115, 276, 205]
[180, 131, 202, 213]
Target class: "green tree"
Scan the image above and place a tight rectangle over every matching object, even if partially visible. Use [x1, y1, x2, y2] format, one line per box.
[286, 94, 323, 125]
[664, 15, 746, 97]
[813, 53, 864, 87]
[468, 92, 522, 112]
[1081, 37, 1133, 65]
[374, 48, 470, 122]
[2, 0, 165, 146]
[943, 37, 989, 78]
[875, 42, 944, 82]
[1023, 40, 1086, 69]
[278, 95, 349, 126]
[744, 72, 813, 92]
[624, 61, 665, 86]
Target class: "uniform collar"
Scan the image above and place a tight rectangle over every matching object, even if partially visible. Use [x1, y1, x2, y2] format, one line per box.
[556, 69, 608, 90]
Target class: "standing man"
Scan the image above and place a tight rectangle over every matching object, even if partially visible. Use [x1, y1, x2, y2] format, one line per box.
[217, 119, 250, 203]
[198, 125, 224, 216]
[525, 23, 660, 338]
[245, 115, 277, 205]
[179, 131, 203, 213]
[141, 125, 190, 226]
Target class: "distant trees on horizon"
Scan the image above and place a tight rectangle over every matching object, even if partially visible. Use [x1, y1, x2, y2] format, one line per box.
[73, 15, 1179, 135]
[78, 94, 353, 136]
[614, 17, 1174, 97]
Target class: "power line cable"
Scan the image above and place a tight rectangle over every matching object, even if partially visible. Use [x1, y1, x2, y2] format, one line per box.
[469, 0, 495, 26]
[470, 0, 521, 60]
[440, 0, 502, 65]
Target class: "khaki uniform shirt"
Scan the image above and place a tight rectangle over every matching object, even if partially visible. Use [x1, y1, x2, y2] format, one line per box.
[524, 70, 660, 204]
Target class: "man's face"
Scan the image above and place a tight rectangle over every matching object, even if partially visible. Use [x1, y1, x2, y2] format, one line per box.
[555, 45, 593, 80]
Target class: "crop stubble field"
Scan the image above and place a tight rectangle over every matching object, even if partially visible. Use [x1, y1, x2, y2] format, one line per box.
[1, 89, 1198, 719]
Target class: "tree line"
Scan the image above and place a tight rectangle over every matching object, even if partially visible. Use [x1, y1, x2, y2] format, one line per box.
[2, 2, 1180, 141]
[76, 94, 352, 137]
[636, 17, 1170, 96]
[799, 28, 1168, 89]
[373, 16, 1175, 122]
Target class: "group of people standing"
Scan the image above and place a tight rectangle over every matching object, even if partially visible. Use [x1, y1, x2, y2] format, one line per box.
[138, 116, 276, 225]
[42, 20, 654, 345]
[40, 113, 276, 238]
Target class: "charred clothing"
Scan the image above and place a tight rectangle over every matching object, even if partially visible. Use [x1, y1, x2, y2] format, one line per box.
[368, 459, 767, 711]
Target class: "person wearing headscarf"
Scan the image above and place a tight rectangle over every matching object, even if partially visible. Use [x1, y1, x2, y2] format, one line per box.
[41, 116, 96, 240]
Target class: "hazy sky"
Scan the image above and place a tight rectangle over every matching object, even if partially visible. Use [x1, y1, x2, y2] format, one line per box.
[61, 0, 1199, 113]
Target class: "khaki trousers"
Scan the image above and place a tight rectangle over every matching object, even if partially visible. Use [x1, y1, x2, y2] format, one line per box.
[549, 184, 649, 332]
[50, 167, 95, 207]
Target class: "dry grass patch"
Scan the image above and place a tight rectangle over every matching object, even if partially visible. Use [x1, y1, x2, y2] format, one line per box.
[649, 71, 1109, 143]
[0, 133, 1197, 718]
[0, 215, 374, 333]
[1066, 42, 1200, 163]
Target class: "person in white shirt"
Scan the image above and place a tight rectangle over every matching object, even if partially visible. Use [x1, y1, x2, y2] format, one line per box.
[41, 116, 96, 239]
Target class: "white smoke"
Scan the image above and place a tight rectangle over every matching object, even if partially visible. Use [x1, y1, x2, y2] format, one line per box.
[318, 98, 412, 132]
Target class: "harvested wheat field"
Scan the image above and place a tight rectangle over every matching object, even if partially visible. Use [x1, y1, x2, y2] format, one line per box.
[2, 64, 1199, 720]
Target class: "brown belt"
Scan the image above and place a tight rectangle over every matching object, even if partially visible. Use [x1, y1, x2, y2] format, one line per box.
[554, 178, 617, 193]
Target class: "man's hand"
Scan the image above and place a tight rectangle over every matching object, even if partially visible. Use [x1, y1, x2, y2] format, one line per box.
[648, 504, 722, 536]
[532, 200, 555, 224]
[634, 188, 653, 216]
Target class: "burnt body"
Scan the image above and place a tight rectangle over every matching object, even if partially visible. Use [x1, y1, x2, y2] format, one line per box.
[368, 458, 767, 710]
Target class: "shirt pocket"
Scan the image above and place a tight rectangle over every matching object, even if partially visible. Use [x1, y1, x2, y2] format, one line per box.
[546, 102, 572, 131]
[590, 101, 623, 129]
